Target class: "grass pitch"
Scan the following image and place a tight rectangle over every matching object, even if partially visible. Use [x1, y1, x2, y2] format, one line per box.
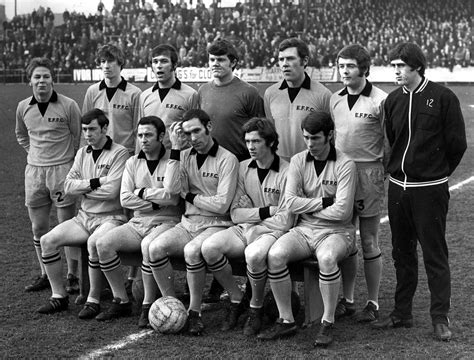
[1, 82, 473, 359]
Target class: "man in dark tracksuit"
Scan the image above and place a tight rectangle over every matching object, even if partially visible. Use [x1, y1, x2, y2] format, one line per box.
[373, 42, 466, 342]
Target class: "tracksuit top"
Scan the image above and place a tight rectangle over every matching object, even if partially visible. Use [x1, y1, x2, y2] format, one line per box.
[231, 156, 294, 232]
[198, 77, 264, 159]
[82, 78, 142, 154]
[286, 146, 356, 230]
[15, 91, 81, 166]
[264, 73, 331, 161]
[330, 81, 387, 163]
[65, 137, 129, 214]
[385, 77, 467, 188]
[164, 140, 239, 217]
[139, 79, 199, 149]
[120, 148, 181, 222]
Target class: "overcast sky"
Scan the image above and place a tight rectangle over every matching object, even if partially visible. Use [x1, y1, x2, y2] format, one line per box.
[2, 0, 238, 20]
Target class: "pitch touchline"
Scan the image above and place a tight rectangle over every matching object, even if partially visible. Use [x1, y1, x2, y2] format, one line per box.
[78, 330, 154, 360]
[80, 175, 474, 359]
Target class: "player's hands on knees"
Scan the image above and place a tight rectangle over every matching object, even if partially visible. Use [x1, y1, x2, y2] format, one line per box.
[169, 121, 188, 150]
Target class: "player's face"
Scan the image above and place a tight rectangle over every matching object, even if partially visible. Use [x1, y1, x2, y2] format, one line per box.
[100, 58, 121, 81]
[137, 124, 161, 155]
[151, 54, 174, 85]
[338, 58, 365, 89]
[302, 129, 332, 159]
[208, 54, 234, 80]
[182, 118, 213, 154]
[245, 131, 271, 161]
[82, 119, 107, 148]
[390, 59, 419, 89]
[30, 67, 53, 97]
[278, 47, 307, 84]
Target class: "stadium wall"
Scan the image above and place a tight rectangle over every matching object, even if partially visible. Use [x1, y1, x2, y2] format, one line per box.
[73, 66, 474, 84]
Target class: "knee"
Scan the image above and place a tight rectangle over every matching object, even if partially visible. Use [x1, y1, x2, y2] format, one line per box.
[317, 252, 338, 272]
[40, 233, 57, 253]
[148, 240, 165, 262]
[360, 236, 380, 257]
[32, 223, 49, 239]
[95, 238, 113, 258]
[201, 239, 221, 264]
[184, 242, 202, 264]
[245, 246, 267, 270]
[267, 246, 287, 269]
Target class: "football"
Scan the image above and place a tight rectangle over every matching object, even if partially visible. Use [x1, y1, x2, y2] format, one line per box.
[148, 296, 188, 334]
[131, 278, 144, 305]
[263, 290, 301, 323]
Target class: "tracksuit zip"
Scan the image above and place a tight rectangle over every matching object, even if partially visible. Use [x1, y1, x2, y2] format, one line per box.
[400, 89, 412, 190]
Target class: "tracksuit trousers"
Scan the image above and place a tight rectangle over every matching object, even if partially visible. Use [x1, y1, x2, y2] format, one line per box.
[387, 181, 451, 325]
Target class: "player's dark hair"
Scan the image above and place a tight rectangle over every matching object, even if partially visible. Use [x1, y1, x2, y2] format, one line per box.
[207, 39, 239, 70]
[182, 109, 211, 131]
[138, 116, 166, 140]
[150, 44, 179, 68]
[279, 38, 310, 63]
[26, 57, 55, 81]
[82, 108, 109, 128]
[301, 112, 334, 137]
[96, 44, 126, 69]
[337, 44, 371, 77]
[388, 42, 426, 76]
[243, 117, 279, 153]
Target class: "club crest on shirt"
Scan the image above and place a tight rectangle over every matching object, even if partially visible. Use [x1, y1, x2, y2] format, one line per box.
[48, 117, 66, 122]
[202, 172, 218, 178]
[296, 105, 315, 112]
[165, 103, 185, 111]
[322, 179, 337, 186]
[97, 164, 111, 170]
[355, 112, 375, 119]
[156, 176, 164, 181]
[264, 187, 280, 194]
[112, 104, 130, 110]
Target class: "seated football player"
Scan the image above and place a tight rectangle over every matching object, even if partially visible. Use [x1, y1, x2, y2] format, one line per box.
[146, 109, 239, 335]
[77, 116, 181, 324]
[200, 117, 294, 336]
[37, 109, 129, 314]
[257, 112, 357, 347]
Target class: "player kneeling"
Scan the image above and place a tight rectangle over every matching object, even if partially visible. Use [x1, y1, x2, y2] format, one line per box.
[257, 112, 357, 347]
[37, 109, 129, 315]
[78, 116, 181, 323]
[201, 118, 294, 335]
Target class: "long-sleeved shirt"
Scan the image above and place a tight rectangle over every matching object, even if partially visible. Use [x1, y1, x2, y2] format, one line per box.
[164, 140, 238, 217]
[65, 137, 129, 214]
[231, 156, 294, 232]
[120, 148, 181, 222]
[286, 146, 356, 230]
[16, 91, 81, 166]
[139, 78, 199, 149]
[82, 78, 142, 154]
[264, 73, 331, 161]
[331, 81, 388, 163]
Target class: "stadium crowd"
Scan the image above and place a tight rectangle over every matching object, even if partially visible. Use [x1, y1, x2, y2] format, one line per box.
[2, 0, 472, 74]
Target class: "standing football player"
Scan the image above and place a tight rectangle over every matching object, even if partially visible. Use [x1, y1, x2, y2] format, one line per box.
[82, 44, 142, 156]
[201, 117, 294, 336]
[146, 109, 239, 336]
[330, 44, 388, 323]
[16, 57, 81, 293]
[199, 39, 264, 162]
[37, 109, 129, 315]
[373, 42, 466, 342]
[264, 37, 332, 162]
[139, 44, 199, 150]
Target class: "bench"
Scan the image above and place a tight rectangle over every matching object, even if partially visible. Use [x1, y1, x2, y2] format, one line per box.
[76, 248, 324, 327]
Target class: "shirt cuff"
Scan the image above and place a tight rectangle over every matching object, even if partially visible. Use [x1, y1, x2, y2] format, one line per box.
[152, 202, 160, 210]
[185, 192, 196, 204]
[90, 178, 101, 190]
[259, 206, 271, 220]
[170, 149, 181, 161]
[322, 197, 334, 208]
